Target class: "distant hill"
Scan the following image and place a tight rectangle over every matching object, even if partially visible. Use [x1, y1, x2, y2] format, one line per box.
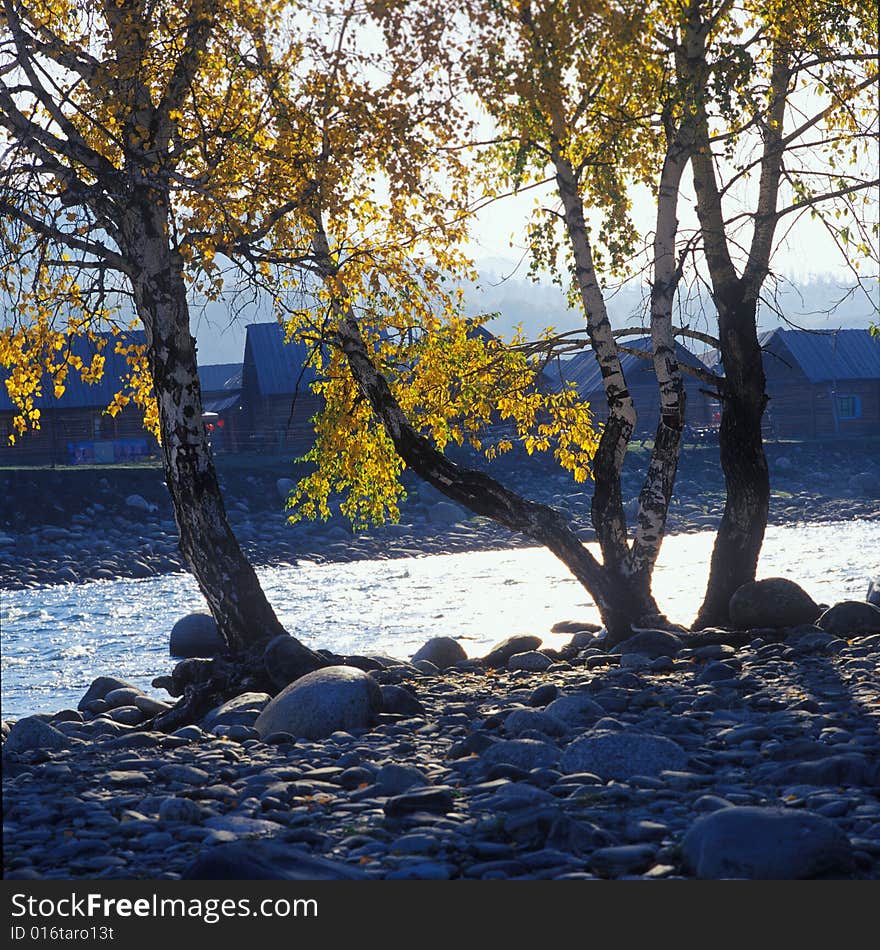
[465, 272, 879, 346]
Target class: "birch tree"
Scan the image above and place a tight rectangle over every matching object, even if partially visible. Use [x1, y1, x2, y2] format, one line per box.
[678, 0, 879, 627]
[457, 0, 699, 629]
[277, 0, 705, 641]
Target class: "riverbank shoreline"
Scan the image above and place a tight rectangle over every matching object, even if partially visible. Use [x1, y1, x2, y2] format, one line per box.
[3, 618, 880, 881]
[3, 439, 879, 590]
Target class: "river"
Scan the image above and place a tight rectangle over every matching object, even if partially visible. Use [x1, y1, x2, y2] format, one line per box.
[2, 520, 876, 719]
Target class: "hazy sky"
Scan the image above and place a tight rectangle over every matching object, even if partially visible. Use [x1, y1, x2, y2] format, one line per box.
[193, 173, 879, 367]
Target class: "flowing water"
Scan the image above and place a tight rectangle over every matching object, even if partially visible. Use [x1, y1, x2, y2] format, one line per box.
[2, 520, 876, 719]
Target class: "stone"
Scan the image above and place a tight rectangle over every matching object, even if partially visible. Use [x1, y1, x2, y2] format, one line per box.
[204, 816, 284, 836]
[560, 731, 687, 780]
[681, 806, 854, 879]
[697, 661, 739, 684]
[158, 797, 204, 824]
[254, 666, 381, 740]
[507, 651, 553, 672]
[184, 842, 368, 880]
[765, 754, 872, 787]
[609, 630, 683, 659]
[484, 782, 555, 811]
[169, 613, 225, 658]
[504, 708, 565, 737]
[483, 635, 543, 668]
[276, 478, 296, 502]
[729, 578, 821, 629]
[410, 637, 468, 670]
[158, 764, 211, 785]
[379, 685, 426, 718]
[551, 620, 603, 634]
[263, 635, 324, 689]
[133, 695, 172, 716]
[106, 706, 145, 725]
[480, 739, 560, 772]
[375, 764, 429, 795]
[528, 684, 559, 707]
[544, 693, 604, 728]
[428, 501, 468, 525]
[817, 601, 880, 637]
[412, 660, 440, 675]
[383, 786, 455, 817]
[77, 675, 139, 711]
[201, 692, 271, 731]
[101, 688, 146, 710]
[125, 493, 156, 513]
[4, 717, 71, 754]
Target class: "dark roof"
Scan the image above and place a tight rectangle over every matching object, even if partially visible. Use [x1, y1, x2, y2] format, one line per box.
[0, 330, 148, 412]
[466, 321, 496, 344]
[703, 328, 880, 381]
[545, 337, 709, 394]
[243, 322, 320, 397]
[199, 362, 242, 393]
[763, 328, 880, 382]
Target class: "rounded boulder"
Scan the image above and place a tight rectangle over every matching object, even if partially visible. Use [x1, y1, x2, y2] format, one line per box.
[817, 600, 880, 637]
[411, 637, 467, 670]
[169, 613, 226, 658]
[254, 666, 381, 740]
[482, 635, 543, 668]
[729, 577, 820, 629]
[681, 806, 853, 879]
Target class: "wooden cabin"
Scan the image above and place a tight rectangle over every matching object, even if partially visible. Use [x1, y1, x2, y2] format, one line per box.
[0, 331, 158, 466]
[705, 328, 880, 440]
[541, 337, 717, 436]
[239, 322, 322, 454]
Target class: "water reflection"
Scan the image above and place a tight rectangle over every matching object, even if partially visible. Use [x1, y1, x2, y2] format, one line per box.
[1, 520, 875, 718]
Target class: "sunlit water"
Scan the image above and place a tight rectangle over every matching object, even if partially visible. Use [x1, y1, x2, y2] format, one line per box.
[1, 521, 876, 719]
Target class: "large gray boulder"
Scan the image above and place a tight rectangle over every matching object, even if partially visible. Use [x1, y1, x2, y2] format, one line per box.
[483, 634, 543, 667]
[4, 717, 71, 754]
[254, 667, 381, 740]
[411, 637, 467, 670]
[169, 613, 225, 658]
[681, 806, 853, 879]
[560, 730, 687, 780]
[729, 577, 821, 629]
[817, 601, 880, 637]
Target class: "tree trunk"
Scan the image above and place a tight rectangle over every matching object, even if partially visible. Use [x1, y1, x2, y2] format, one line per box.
[121, 193, 317, 656]
[624, 131, 690, 622]
[551, 145, 635, 572]
[694, 301, 769, 628]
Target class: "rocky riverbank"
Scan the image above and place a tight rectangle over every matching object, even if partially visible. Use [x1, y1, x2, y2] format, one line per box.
[4, 586, 880, 881]
[2, 440, 879, 589]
